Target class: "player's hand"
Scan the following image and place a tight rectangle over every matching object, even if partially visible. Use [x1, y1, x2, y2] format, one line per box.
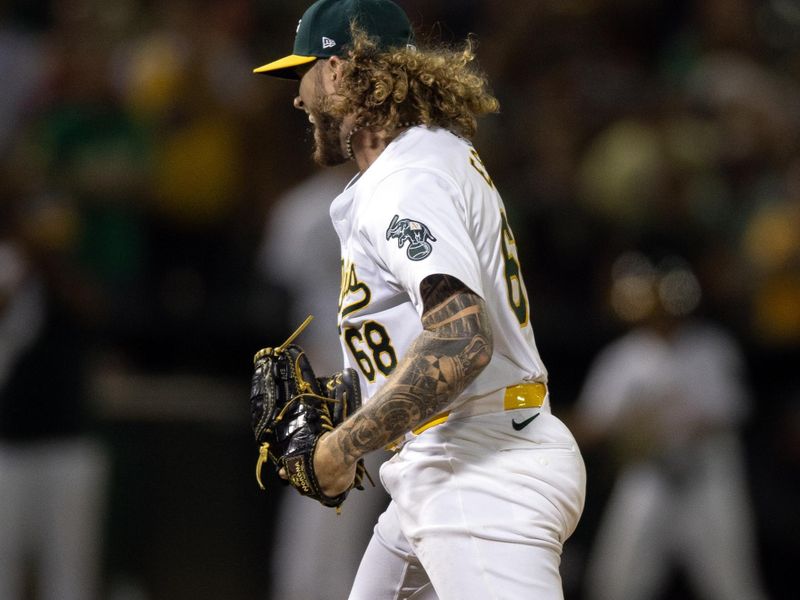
[278, 433, 359, 496]
[313, 432, 359, 497]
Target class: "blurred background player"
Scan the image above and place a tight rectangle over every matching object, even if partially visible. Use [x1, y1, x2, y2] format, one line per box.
[573, 252, 768, 600]
[0, 201, 109, 600]
[257, 165, 391, 600]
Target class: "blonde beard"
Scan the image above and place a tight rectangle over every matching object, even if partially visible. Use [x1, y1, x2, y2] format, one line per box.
[312, 119, 348, 166]
[311, 90, 348, 166]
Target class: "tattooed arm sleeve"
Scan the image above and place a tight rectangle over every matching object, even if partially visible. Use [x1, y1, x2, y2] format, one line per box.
[328, 274, 494, 465]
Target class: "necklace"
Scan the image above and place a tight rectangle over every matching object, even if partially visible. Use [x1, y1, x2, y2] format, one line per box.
[345, 125, 362, 161]
[345, 121, 419, 161]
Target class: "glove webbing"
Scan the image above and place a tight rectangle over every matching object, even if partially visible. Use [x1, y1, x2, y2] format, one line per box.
[254, 315, 322, 489]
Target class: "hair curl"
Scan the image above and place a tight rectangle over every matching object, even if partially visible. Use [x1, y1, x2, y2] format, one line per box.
[325, 26, 500, 140]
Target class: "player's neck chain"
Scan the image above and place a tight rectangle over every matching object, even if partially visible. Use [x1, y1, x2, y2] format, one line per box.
[345, 121, 419, 161]
[345, 125, 363, 161]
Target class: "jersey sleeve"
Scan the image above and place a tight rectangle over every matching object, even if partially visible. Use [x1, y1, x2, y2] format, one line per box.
[359, 168, 484, 315]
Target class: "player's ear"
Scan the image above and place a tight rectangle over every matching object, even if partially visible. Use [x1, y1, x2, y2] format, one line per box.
[327, 56, 346, 87]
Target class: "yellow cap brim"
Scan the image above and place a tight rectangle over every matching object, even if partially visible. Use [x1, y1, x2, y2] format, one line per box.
[253, 54, 317, 79]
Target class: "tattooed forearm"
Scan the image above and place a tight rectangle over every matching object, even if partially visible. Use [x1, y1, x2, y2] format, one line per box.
[331, 275, 493, 464]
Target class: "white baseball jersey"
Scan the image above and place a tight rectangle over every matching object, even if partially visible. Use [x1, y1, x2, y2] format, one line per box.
[329, 125, 547, 406]
[334, 126, 586, 600]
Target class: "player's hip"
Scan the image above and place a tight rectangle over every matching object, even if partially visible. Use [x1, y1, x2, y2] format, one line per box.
[381, 408, 586, 541]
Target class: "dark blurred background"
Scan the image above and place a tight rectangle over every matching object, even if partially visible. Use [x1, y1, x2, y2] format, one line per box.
[0, 0, 798, 599]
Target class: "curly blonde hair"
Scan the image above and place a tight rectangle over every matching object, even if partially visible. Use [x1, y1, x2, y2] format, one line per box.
[324, 26, 500, 140]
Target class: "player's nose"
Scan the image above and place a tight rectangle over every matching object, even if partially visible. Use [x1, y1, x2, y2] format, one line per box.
[293, 95, 305, 110]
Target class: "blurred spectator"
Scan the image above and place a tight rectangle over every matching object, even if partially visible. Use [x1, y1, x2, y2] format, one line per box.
[0, 3, 46, 158]
[742, 156, 800, 346]
[573, 253, 767, 600]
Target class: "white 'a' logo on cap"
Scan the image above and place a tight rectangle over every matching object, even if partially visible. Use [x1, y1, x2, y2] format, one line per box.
[296, 19, 302, 33]
[322, 36, 336, 49]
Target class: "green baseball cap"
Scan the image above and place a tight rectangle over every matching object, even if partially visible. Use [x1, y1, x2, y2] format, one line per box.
[253, 0, 414, 79]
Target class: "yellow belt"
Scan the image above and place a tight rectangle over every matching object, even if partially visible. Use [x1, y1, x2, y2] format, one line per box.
[412, 381, 547, 436]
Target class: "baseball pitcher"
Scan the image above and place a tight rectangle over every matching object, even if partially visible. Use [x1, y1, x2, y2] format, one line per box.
[248, 1, 586, 598]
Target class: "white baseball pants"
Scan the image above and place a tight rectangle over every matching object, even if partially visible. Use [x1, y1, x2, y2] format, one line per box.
[348, 408, 586, 600]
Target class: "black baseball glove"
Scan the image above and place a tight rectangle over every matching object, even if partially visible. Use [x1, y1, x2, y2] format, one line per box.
[249, 318, 371, 509]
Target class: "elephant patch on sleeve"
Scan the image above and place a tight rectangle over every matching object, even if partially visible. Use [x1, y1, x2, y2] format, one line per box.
[385, 215, 437, 261]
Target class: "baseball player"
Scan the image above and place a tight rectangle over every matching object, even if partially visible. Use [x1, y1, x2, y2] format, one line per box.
[574, 254, 768, 600]
[253, 1, 586, 598]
